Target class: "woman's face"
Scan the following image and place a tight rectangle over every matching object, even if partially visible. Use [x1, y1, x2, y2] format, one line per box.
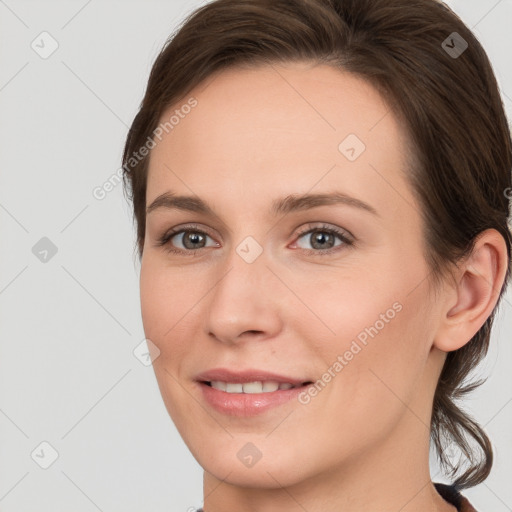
[140, 62, 447, 489]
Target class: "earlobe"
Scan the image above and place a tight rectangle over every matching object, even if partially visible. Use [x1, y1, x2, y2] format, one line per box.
[433, 229, 508, 353]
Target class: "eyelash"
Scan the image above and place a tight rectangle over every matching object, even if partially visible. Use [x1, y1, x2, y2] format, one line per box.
[155, 223, 354, 257]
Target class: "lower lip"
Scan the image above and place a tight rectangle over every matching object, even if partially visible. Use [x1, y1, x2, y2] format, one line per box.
[198, 382, 310, 416]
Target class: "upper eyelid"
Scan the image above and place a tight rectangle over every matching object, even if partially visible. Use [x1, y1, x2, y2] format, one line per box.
[296, 223, 353, 239]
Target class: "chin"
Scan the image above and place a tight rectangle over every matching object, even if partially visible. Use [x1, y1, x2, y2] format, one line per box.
[190, 438, 318, 489]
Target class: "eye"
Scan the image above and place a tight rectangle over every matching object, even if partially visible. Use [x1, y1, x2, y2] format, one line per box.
[292, 223, 354, 256]
[156, 224, 219, 255]
[155, 222, 354, 257]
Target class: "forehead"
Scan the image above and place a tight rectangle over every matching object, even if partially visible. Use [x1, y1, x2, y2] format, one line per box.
[146, 62, 414, 221]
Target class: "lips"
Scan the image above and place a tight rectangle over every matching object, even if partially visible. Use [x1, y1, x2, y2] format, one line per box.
[195, 367, 313, 387]
[194, 368, 315, 415]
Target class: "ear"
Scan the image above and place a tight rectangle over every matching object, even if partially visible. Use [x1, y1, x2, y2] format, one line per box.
[433, 228, 509, 352]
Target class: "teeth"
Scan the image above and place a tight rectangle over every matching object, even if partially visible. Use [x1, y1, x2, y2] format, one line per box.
[262, 381, 279, 392]
[210, 381, 298, 393]
[225, 382, 243, 393]
[240, 381, 263, 393]
[211, 381, 227, 391]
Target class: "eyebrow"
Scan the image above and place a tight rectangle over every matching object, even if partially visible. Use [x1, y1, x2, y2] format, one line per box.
[146, 191, 380, 218]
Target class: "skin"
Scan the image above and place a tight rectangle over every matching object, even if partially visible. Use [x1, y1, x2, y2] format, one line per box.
[139, 61, 508, 512]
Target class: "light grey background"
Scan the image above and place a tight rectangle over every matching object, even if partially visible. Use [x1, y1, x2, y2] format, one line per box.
[0, 0, 510, 510]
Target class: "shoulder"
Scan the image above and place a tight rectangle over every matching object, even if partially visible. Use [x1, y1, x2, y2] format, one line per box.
[434, 482, 478, 512]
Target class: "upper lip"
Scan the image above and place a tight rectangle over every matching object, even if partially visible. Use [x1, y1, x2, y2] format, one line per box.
[195, 368, 312, 385]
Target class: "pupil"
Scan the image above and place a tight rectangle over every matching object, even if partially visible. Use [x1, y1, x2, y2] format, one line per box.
[184, 232, 204, 249]
[312, 232, 333, 249]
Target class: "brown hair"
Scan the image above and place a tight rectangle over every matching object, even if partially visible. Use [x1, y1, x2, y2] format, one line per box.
[122, 0, 512, 489]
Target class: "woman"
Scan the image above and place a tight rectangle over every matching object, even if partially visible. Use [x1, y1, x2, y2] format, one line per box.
[122, 0, 511, 510]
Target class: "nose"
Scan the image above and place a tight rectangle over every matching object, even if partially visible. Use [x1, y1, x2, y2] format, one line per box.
[203, 246, 284, 346]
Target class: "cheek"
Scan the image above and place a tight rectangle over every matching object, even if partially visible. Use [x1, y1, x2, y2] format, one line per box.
[295, 255, 431, 402]
[139, 260, 201, 423]
[288, 260, 401, 353]
[297, 300, 429, 461]
[139, 257, 194, 358]
[140, 261, 164, 340]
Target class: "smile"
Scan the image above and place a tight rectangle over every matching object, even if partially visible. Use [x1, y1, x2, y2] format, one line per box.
[205, 380, 312, 393]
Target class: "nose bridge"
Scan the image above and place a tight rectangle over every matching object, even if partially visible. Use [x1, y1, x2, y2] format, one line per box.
[204, 235, 282, 343]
